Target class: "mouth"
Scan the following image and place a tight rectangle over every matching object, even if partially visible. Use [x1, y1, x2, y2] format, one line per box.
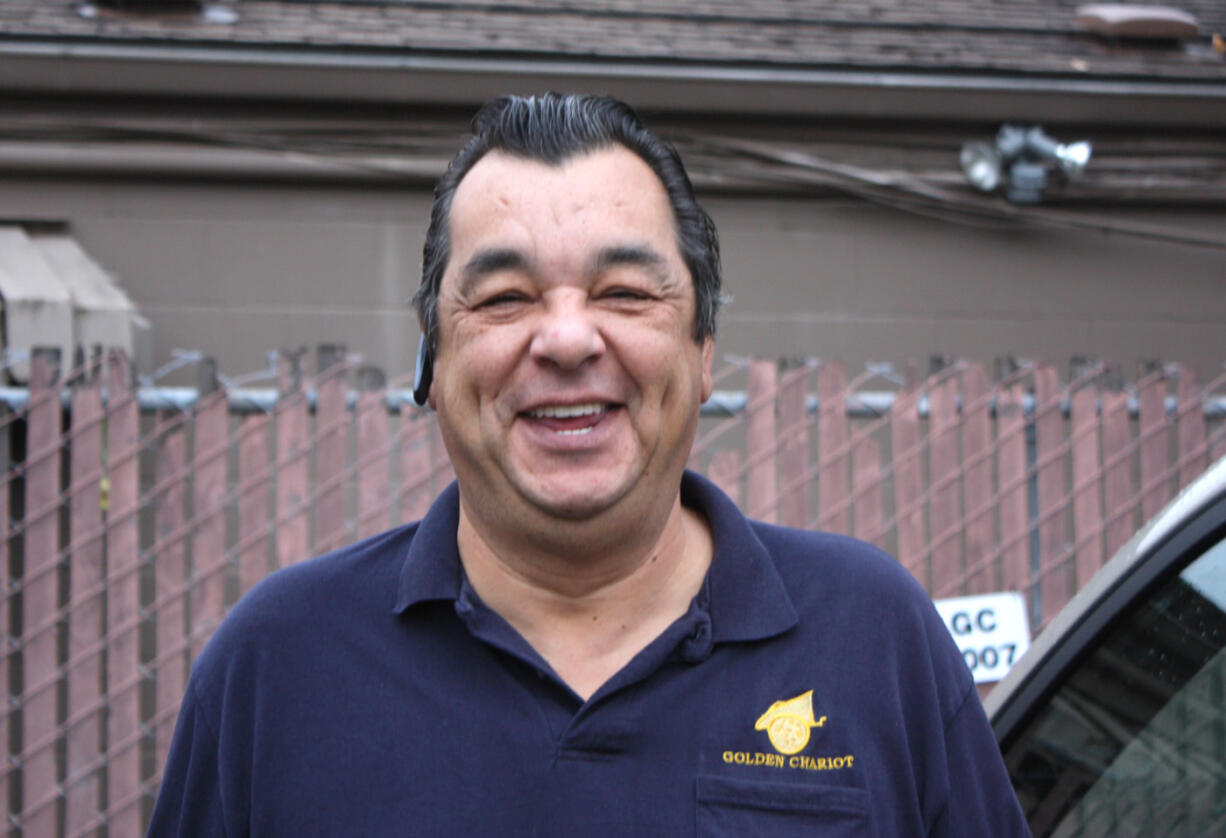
[522, 402, 617, 436]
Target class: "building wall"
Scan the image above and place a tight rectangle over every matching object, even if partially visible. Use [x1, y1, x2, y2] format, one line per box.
[714, 197, 1226, 379]
[3, 174, 1223, 382]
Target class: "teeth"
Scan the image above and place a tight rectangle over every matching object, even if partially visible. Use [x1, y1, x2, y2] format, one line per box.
[557, 427, 594, 436]
[529, 403, 606, 419]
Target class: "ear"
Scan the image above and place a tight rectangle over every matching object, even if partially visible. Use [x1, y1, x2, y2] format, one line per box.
[700, 336, 714, 403]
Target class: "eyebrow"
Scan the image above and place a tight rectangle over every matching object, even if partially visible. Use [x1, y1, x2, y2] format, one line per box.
[457, 242, 670, 296]
[591, 245, 669, 284]
[458, 248, 531, 297]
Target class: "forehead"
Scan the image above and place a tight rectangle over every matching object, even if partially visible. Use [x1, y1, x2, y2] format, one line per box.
[445, 146, 680, 270]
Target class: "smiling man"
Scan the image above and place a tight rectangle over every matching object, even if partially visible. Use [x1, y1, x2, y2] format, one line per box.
[149, 94, 1031, 837]
[428, 139, 716, 699]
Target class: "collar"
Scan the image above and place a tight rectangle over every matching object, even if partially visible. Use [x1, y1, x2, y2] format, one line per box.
[392, 481, 464, 613]
[392, 471, 798, 645]
[681, 471, 798, 644]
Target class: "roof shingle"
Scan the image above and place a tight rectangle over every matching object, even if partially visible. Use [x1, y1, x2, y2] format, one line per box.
[1, 0, 1221, 81]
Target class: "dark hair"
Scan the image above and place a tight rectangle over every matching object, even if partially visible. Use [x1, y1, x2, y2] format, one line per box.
[412, 93, 721, 351]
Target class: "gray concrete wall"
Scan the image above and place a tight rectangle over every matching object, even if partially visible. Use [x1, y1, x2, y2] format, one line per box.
[3, 175, 1223, 382]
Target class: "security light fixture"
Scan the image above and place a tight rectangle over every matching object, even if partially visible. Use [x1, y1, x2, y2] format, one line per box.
[960, 125, 1092, 204]
[959, 142, 1002, 192]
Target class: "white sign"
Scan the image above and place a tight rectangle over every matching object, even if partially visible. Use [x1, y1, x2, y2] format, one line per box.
[933, 592, 1030, 684]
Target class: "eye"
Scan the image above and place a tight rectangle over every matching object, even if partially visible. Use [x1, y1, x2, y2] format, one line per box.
[476, 291, 530, 308]
[600, 286, 652, 301]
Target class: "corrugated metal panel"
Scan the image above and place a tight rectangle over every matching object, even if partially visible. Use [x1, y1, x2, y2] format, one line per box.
[31, 232, 138, 361]
[0, 226, 73, 382]
[0, 226, 142, 382]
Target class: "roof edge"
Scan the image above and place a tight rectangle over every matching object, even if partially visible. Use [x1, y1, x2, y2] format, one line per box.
[2, 39, 1226, 126]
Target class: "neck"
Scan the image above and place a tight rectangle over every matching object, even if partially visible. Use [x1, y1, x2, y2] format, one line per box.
[456, 491, 713, 700]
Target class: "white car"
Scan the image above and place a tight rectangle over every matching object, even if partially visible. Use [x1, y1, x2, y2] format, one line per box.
[986, 453, 1226, 837]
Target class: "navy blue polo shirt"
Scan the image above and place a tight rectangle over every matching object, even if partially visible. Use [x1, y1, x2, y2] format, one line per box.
[149, 473, 1030, 837]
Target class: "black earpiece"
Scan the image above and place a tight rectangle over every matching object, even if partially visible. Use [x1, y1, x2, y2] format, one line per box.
[412, 335, 433, 406]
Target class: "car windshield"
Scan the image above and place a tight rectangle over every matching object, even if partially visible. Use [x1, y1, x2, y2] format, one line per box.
[1001, 531, 1226, 837]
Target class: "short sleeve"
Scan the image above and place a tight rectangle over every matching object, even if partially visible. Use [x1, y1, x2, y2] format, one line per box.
[146, 681, 231, 838]
[932, 687, 1032, 838]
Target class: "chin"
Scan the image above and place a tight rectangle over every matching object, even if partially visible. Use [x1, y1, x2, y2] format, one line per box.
[515, 474, 633, 522]
[526, 491, 621, 522]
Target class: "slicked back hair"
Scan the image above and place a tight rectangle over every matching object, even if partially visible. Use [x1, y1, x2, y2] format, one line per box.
[412, 93, 722, 352]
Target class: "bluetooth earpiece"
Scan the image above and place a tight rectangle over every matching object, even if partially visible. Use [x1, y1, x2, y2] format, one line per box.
[412, 335, 433, 406]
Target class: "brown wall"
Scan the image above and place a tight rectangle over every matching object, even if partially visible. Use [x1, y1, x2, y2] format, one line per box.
[3, 175, 1223, 382]
[713, 197, 1226, 379]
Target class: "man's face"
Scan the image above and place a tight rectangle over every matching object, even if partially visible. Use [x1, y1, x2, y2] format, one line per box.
[429, 146, 714, 525]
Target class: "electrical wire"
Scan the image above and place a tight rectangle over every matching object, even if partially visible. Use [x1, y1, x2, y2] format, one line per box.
[2, 112, 1225, 249]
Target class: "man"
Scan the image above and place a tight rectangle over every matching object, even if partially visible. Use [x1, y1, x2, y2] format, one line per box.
[150, 94, 1031, 836]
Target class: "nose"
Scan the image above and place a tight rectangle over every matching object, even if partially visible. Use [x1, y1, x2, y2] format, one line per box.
[529, 293, 606, 370]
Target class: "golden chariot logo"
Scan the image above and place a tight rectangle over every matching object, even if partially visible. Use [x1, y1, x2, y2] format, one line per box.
[721, 689, 853, 772]
[754, 689, 827, 755]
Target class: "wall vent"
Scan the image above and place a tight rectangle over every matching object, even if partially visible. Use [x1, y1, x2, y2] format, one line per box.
[78, 1, 237, 23]
[1076, 5, 1200, 40]
[96, 1, 203, 9]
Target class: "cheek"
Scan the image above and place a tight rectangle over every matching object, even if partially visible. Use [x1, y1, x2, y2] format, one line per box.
[445, 331, 520, 396]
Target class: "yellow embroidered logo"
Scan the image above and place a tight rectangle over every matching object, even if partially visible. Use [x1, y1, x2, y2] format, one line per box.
[722, 690, 852, 771]
[754, 690, 827, 755]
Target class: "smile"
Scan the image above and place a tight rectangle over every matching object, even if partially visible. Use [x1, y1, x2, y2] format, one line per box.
[528, 403, 609, 419]
[523, 403, 616, 436]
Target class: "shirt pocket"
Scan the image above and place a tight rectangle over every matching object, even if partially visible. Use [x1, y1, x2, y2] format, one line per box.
[696, 775, 869, 838]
